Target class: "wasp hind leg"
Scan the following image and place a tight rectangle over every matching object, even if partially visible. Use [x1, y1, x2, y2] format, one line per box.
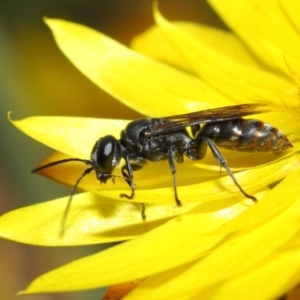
[201, 136, 257, 202]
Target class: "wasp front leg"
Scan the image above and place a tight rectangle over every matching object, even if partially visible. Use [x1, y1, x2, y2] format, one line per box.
[120, 156, 146, 219]
[120, 155, 136, 199]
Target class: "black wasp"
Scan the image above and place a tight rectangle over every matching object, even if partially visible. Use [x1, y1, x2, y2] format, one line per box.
[32, 103, 292, 223]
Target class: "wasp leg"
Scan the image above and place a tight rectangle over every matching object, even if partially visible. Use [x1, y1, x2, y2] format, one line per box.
[141, 203, 146, 219]
[201, 136, 257, 202]
[120, 163, 135, 199]
[120, 158, 146, 219]
[168, 145, 182, 207]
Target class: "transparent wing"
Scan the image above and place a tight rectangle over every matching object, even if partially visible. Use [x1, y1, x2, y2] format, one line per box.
[145, 103, 268, 137]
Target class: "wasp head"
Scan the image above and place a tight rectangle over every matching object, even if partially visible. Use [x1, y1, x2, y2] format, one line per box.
[91, 135, 122, 183]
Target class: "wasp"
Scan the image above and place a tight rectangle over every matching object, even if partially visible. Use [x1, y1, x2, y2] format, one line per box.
[32, 103, 292, 225]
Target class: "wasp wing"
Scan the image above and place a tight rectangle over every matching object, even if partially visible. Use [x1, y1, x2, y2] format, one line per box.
[145, 103, 268, 137]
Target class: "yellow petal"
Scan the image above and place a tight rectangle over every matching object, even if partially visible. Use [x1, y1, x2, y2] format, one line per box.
[153, 2, 293, 104]
[0, 192, 201, 246]
[44, 18, 227, 116]
[131, 22, 260, 74]
[196, 247, 300, 300]
[219, 154, 299, 195]
[123, 168, 300, 300]
[280, 0, 300, 31]
[21, 198, 251, 293]
[9, 114, 127, 158]
[209, 0, 300, 73]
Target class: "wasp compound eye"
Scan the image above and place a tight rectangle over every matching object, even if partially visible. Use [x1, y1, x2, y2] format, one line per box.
[92, 135, 122, 174]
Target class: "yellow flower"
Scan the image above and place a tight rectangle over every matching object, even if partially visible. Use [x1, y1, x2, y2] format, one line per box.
[1, 1, 300, 299]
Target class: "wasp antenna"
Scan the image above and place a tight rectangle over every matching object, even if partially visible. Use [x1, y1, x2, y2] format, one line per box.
[59, 166, 94, 237]
[32, 158, 93, 173]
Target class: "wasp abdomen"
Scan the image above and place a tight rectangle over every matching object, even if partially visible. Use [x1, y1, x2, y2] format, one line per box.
[198, 118, 292, 153]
